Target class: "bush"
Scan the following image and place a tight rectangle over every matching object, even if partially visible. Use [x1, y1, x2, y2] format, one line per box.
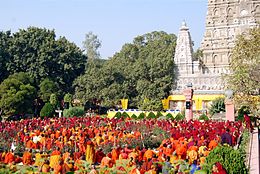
[199, 113, 209, 121]
[175, 113, 185, 121]
[63, 107, 84, 117]
[147, 112, 156, 119]
[114, 112, 122, 119]
[138, 113, 145, 119]
[166, 113, 174, 120]
[203, 145, 248, 174]
[40, 103, 54, 118]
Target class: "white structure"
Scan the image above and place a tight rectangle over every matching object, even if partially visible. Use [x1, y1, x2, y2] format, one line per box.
[174, 21, 224, 91]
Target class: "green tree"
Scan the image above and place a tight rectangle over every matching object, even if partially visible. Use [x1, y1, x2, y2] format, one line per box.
[73, 59, 107, 103]
[74, 31, 176, 109]
[0, 72, 36, 116]
[39, 78, 59, 102]
[83, 31, 101, 60]
[227, 27, 260, 115]
[5, 27, 86, 95]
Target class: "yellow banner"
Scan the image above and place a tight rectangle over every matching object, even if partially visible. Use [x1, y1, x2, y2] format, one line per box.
[161, 98, 169, 110]
[121, 99, 128, 110]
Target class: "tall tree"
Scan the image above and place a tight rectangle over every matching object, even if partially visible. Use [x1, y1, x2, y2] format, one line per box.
[227, 27, 260, 115]
[82, 31, 102, 60]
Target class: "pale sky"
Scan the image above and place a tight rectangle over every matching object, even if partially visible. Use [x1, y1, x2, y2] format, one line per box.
[1, 0, 208, 58]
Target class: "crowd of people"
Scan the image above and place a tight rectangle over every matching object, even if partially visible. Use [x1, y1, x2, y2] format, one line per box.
[0, 116, 245, 173]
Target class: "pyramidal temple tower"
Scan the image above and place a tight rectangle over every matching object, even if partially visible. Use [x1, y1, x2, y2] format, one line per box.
[174, 21, 223, 91]
[174, 21, 200, 90]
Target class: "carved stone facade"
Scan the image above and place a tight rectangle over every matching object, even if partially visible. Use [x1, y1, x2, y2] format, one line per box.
[201, 0, 260, 74]
[174, 0, 260, 91]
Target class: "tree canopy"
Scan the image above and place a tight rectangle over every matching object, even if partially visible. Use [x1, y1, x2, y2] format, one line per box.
[74, 31, 177, 110]
[227, 27, 260, 115]
[0, 72, 36, 116]
[2, 27, 87, 95]
[83, 31, 101, 60]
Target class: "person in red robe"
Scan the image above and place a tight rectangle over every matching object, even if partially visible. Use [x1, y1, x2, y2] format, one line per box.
[212, 162, 227, 174]
[4, 150, 15, 164]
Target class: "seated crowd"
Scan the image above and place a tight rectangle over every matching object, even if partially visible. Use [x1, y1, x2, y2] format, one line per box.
[0, 116, 244, 173]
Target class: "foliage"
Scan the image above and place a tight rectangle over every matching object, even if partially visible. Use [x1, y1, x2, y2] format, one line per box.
[2, 27, 86, 95]
[50, 93, 59, 109]
[209, 97, 225, 116]
[237, 106, 251, 121]
[192, 49, 203, 61]
[73, 59, 107, 103]
[175, 113, 185, 121]
[0, 72, 36, 116]
[0, 31, 11, 83]
[139, 98, 163, 111]
[203, 145, 248, 174]
[199, 113, 209, 121]
[83, 31, 101, 60]
[40, 102, 54, 118]
[64, 93, 73, 103]
[63, 107, 85, 117]
[39, 78, 59, 102]
[237, 130, 250, 159]
[226, 27, 260, 116]
[74, 31, 176, 109]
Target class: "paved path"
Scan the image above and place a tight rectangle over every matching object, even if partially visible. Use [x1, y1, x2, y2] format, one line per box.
[249, 128, 259, 174]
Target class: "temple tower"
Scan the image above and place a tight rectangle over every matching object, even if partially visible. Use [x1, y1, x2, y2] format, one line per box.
[174, 21, 200, 90]
[200, 0, 260, 75]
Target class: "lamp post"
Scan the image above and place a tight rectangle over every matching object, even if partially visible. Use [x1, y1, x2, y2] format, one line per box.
[225, 89, 235, 121]
[183, 83, 194, 121]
